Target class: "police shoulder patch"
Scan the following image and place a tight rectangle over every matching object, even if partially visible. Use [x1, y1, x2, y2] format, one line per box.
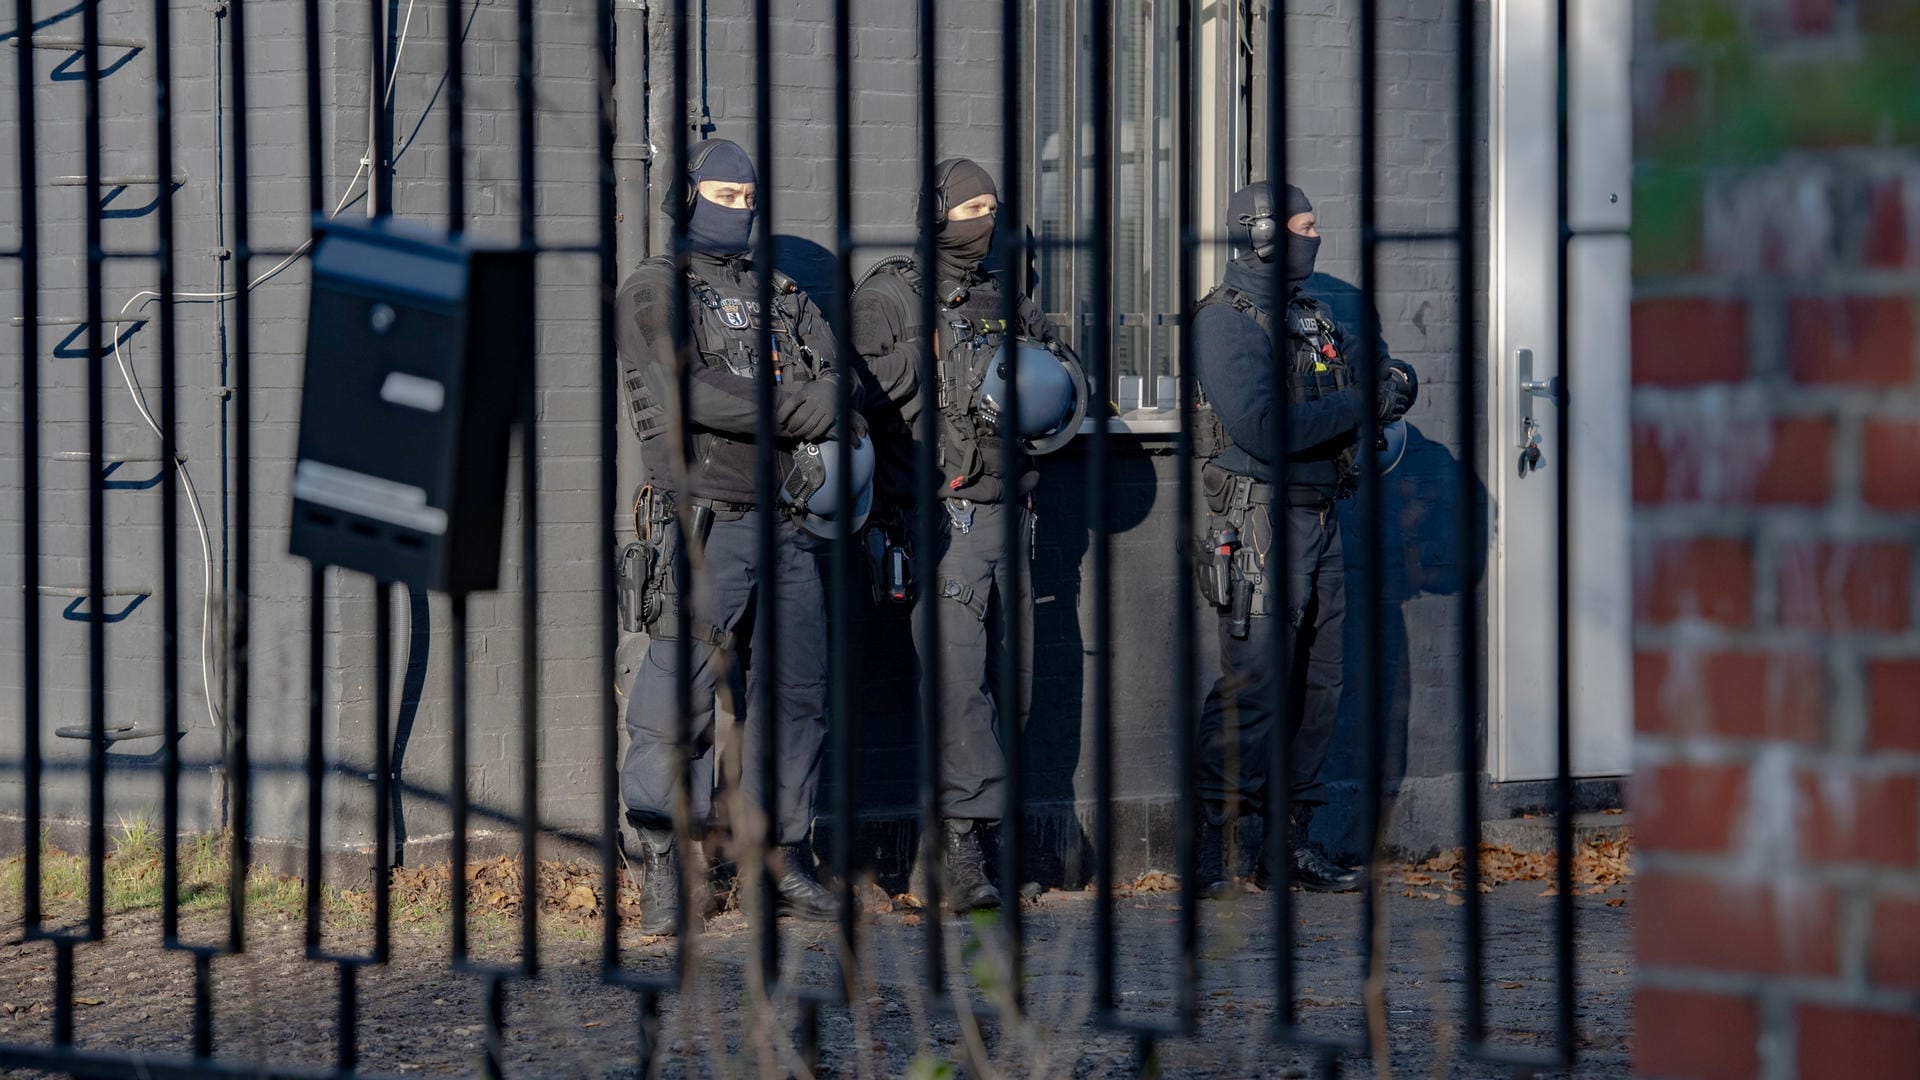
[718, 297, 750, 329]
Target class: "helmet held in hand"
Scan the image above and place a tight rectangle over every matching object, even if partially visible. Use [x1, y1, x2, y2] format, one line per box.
[779, 433, 877, 539]
[976, 337, 1088, 455]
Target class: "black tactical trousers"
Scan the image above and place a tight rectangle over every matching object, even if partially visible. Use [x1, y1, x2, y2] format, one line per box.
[621, 511, 830, 847]
[918, 499, 1034, 822]
[1196, 499, 1346, 826]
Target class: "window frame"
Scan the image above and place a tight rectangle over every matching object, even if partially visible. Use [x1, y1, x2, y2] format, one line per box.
[1026, 0, 1245, 426]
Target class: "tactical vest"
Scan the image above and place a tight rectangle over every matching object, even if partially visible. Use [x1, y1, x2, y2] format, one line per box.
[623, 257, 824, 501]
[1191, 284, 1360, 491]
[858, 256, 1012, 492]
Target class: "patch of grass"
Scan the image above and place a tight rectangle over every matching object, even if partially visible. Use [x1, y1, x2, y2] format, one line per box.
[907, 1053, 957, 1080]
[113, 812, 156, 862]
[3, 835, 626, 948]
[0, 825, 355, 924]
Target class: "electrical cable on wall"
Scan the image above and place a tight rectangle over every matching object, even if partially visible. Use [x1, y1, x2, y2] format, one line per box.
[105, 0, 423, 740]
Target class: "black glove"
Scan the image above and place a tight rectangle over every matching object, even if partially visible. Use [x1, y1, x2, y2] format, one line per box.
[1376, 362, 1416, 423]
[776, 379, 837, 441]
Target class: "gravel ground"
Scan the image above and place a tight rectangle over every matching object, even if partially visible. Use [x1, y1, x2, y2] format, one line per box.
[0, 871, 1631, 1078]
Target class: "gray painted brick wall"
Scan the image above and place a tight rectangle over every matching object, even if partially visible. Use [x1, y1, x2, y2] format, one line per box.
[2, 0, 1493, 875]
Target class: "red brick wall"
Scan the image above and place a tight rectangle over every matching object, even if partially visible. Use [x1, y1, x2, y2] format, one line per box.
[1632, 2, 1920, 1076]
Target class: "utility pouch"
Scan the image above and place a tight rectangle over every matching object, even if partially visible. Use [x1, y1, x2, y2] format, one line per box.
[1228, 575, 1253, 639]
[1192, 402, 1232, 461]
[687, 502, 716, 546]
[1201, 462, 1236, 516]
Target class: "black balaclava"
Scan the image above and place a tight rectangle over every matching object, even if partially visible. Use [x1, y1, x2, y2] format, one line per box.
[1224, 181, 1318, 307]
[1277, 183, 1319, 285]
[927, 158, 998, 280]
[674, 138, 756, 256]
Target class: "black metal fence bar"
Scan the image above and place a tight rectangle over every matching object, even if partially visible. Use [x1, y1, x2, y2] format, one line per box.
[442, 601, 473, 974]
[1550, 0, 1579, 1065]
[1356, 1, 1388, 1058]
[996, 0, 1028, 1016]
[750, 0, 781, 994]
[828, 0, 861, 1011]
[1171, 0, 1201, 1037]
[513, 0, 541, 987]
[912, 0, 947, 981]
[1454, 0, 1489, 1056]
[11, 0, 40, 958]
[226, 0, 255, 960]
[1265, 0, 1300, 1043]
[446, 0, 465, 230]
[666, 0, 697, 969]
[1087, 0, 1117, 1026]
[591, 0, 622, 997]
[305, 567, 327, 957]
[79, 0, 107, 961]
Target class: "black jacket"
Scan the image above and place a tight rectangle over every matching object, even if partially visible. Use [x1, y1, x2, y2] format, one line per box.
[1191, 260, 1372, 497]
[848, 260, 1058, 506]
[615, 251, 843, 505]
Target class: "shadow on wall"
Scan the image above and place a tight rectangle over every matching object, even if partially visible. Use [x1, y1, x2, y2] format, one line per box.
[1306, 272, 1490, 864]
[773, 235, 839, 318]
[1025, 446, 1161, 885]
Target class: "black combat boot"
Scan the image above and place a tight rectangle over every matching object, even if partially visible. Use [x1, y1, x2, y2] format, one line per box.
[944, 819, 1002, 913]
[636, 832, 686, 936]
[1260, 809, 1360, 893]
[772, 844, 838, 921]
[1196, 820, 1230, 899]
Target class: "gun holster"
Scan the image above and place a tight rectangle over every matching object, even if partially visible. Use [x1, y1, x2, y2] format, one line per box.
[1195, 525, 1236, 610]
[615, 541, 654, 633]
[618, 487, 694, 636]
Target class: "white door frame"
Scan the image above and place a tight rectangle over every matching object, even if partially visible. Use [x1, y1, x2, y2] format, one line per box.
[1487, 0, 1634, 782]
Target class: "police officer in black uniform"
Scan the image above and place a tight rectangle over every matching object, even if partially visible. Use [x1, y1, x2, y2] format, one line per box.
[847, 159, 1083, 912]
[1190, 182, 1417, 894]
[615, 138, 848, 933]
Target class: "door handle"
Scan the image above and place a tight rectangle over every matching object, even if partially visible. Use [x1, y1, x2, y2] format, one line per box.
[1514, 348, 1559, 476]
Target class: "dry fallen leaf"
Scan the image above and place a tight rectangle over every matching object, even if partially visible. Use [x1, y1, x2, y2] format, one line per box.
[1120, 870, 1179, 896]
[1500, 982, 1524, 990]
[1605, 897, 1626, 908]
[583, 1020, 605, 1030]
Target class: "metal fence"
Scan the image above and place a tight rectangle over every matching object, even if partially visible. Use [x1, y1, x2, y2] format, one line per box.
[2, 0, 1589, 1075]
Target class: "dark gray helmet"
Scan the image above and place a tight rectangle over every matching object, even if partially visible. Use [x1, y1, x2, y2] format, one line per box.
[779, 434, 876, 539]
[976, 337, 1087, 455]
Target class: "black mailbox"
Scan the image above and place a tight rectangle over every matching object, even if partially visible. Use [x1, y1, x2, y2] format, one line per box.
[289, 217, 533, 594]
